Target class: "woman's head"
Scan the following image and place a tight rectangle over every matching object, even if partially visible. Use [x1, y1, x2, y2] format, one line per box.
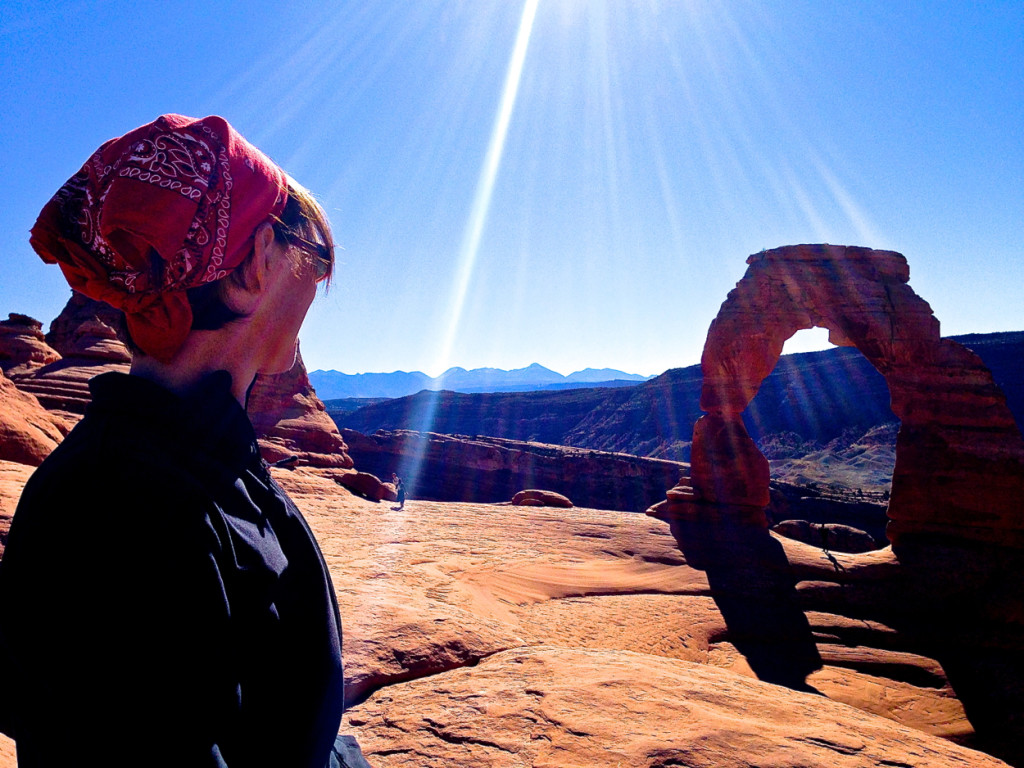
[30, 114, 333, 363]
[189, 177, 335, 332]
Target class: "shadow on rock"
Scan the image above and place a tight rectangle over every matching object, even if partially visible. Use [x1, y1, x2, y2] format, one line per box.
[668, 510, 822, 693]
[892, 536, 1024, 767]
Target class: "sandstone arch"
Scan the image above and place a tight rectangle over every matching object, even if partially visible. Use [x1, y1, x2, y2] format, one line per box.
[663, 244, 1024, 548]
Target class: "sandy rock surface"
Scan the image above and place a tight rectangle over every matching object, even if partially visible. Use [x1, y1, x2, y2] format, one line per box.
[346, 646, 1002, 768]
[268, 469, 998, 766]
[0, 467, 1004, 765]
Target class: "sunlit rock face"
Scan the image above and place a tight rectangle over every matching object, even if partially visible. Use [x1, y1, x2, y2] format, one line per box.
[0, 314, 61, 377]
[10, 293, 130, 417]
[247, 347, 354, 469]
[655, 244, 1024, 549]
[0, 368, 69, 466]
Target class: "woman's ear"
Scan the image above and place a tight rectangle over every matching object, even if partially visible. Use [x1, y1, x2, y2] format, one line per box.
[252, 222, 278, 280]
[221, 222, 278, 313]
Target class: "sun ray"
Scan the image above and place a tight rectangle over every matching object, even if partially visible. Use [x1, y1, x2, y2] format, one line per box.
[432, 0, 540, 374]
[394, 0, 540, 499]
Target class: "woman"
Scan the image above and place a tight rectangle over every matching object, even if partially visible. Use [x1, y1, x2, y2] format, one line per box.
[0, 115, 370, 767]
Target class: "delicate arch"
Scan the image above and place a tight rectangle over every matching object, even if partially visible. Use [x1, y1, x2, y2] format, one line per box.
[678, 244, 1024, 547]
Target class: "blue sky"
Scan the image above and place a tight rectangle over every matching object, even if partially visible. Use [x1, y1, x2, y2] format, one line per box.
[1, 0, 1021, 377]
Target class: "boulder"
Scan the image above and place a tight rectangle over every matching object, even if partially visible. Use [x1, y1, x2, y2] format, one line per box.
[247, 347, 354, 469]
[0, 368, 69, 466]
[0, 313, 61, 377]
[772, 519, 879, 553]
[333, 470, 395, 502]
[511, 489, 573, 508]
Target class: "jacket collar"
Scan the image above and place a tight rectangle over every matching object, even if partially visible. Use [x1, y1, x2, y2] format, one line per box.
[87, 370, 261, 471]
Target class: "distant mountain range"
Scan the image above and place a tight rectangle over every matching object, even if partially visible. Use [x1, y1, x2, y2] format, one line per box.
[309, 362, 651, 399]
[328, 332, 1024, 488]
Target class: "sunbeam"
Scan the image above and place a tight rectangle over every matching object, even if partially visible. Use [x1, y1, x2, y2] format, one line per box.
[398, 0, 540, 497]
[433, 0, 540, 373]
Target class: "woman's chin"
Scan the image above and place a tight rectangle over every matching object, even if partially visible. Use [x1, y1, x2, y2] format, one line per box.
[261, 342, 300, 376]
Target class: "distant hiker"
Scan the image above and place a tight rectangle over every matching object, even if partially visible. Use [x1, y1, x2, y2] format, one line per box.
[392, 472, 406, 510]
[0, 115, 371, 767]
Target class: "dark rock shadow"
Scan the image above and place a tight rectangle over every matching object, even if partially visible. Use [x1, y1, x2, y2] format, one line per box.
[891, 537, 1024, 767]
[667, 510, 822, 693]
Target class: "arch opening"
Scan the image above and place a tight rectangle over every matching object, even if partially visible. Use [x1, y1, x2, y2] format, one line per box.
[746, 327, 898, 501]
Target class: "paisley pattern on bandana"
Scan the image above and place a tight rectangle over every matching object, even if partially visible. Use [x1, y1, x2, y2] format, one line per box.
[30, 113, 287, 362]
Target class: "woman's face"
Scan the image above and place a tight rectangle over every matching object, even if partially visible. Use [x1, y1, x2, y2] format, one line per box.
[256, 242, 320, 375]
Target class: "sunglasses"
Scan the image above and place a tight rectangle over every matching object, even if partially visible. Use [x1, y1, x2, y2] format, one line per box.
[282, 231, 332, 283]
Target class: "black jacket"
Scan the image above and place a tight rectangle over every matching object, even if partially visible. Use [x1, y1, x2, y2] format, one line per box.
[0, 371, 345, 767]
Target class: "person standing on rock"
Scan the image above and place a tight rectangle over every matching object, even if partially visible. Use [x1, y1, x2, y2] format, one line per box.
[0, 115, 370, 768]
[391, 472, 406, 510]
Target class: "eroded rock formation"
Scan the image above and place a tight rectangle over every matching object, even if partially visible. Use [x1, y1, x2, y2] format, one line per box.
[247, 348, 354, 469]
[653, 244, 1024, 549]
[11, 293, 130, 416]
[0, 314, 61, 377]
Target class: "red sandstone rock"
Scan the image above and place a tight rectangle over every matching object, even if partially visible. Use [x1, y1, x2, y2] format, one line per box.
[0, 465, 1011, 765]
[44, 292, 132, 362]
[654, 244, 1024, 548]
[11, 293, 130, 414]
[0, 460, 36, 559]
[512, 489, 573, 507]
[340, 588, 524, 706]
[333, 470, 395, 502]
[772, 519, 878, 553]
[345, 646, 1006, 768]
[0, 314, 61, 377]
[0, 369, 69, 466]
[247, 348, 353, 469]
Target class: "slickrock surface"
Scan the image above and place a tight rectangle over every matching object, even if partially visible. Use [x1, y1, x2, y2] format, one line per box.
[0, 314, 60, 377]
[772, 519, 878, 553]
[264, 471, 1003, 766]
[10, 293, 129, 416]
[341, 428, 684, 512]
[0, 467, 1010, 766]
[0, 372, 69, 467]
[346, 646, 1001, 768]
[247, 348, 354, 469]
[660, 244, 1024, 549]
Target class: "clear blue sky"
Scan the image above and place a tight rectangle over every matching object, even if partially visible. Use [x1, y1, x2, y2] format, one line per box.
[1, 0, 1021, 377]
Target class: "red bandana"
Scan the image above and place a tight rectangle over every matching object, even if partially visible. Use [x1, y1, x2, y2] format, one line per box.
[30, 114, 288, 362]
